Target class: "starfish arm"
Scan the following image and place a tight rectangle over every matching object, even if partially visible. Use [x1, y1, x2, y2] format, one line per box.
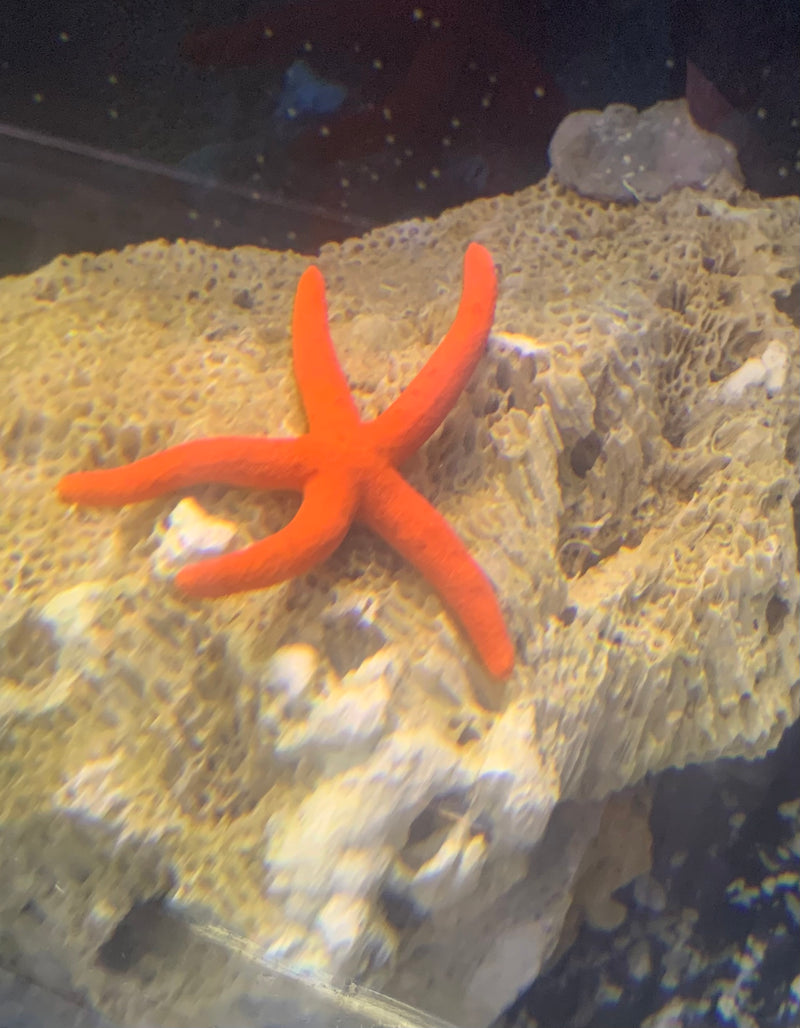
[292, 265, 361, 434]
[58, 436, 312, 506]
[368, 242, 497, 465]
[361, 466, 514, 678]
[175, 468, 358, 596]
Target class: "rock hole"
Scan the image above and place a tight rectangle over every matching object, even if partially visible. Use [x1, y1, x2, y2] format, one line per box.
[766, 595, 789, 634]
[792, 492, 800, 572]
[773, 282, 800, 326]
[96, 896, 181, 974]
[321, 612, 385, 676]
[379, 889, 423, 932]
[570, 431, 603, 477]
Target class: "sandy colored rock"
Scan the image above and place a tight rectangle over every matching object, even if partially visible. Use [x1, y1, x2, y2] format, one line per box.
[0, 172, 797, 1026]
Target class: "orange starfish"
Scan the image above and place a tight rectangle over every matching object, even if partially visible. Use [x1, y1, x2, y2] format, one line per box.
[58, 243, 514, 679]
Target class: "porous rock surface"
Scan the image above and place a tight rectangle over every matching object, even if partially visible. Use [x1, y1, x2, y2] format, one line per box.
[0, 172, 798, 1027]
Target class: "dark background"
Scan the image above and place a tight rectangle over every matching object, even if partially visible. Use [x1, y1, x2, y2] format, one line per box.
[0, 0, 797, 269]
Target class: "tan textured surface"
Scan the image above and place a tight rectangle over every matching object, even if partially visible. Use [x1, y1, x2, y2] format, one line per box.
[0, 172, 798, 1026]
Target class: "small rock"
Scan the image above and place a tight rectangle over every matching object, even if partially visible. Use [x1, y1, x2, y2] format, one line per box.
[150, 497, 237, 578]
[549, 99, 743, 203]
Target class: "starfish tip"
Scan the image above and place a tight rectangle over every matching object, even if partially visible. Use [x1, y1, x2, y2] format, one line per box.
[57, 473, 80, 503]
[297, 262, 326, 297]
[464, 241, 496, 288]
[487, 638, 515, 680]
